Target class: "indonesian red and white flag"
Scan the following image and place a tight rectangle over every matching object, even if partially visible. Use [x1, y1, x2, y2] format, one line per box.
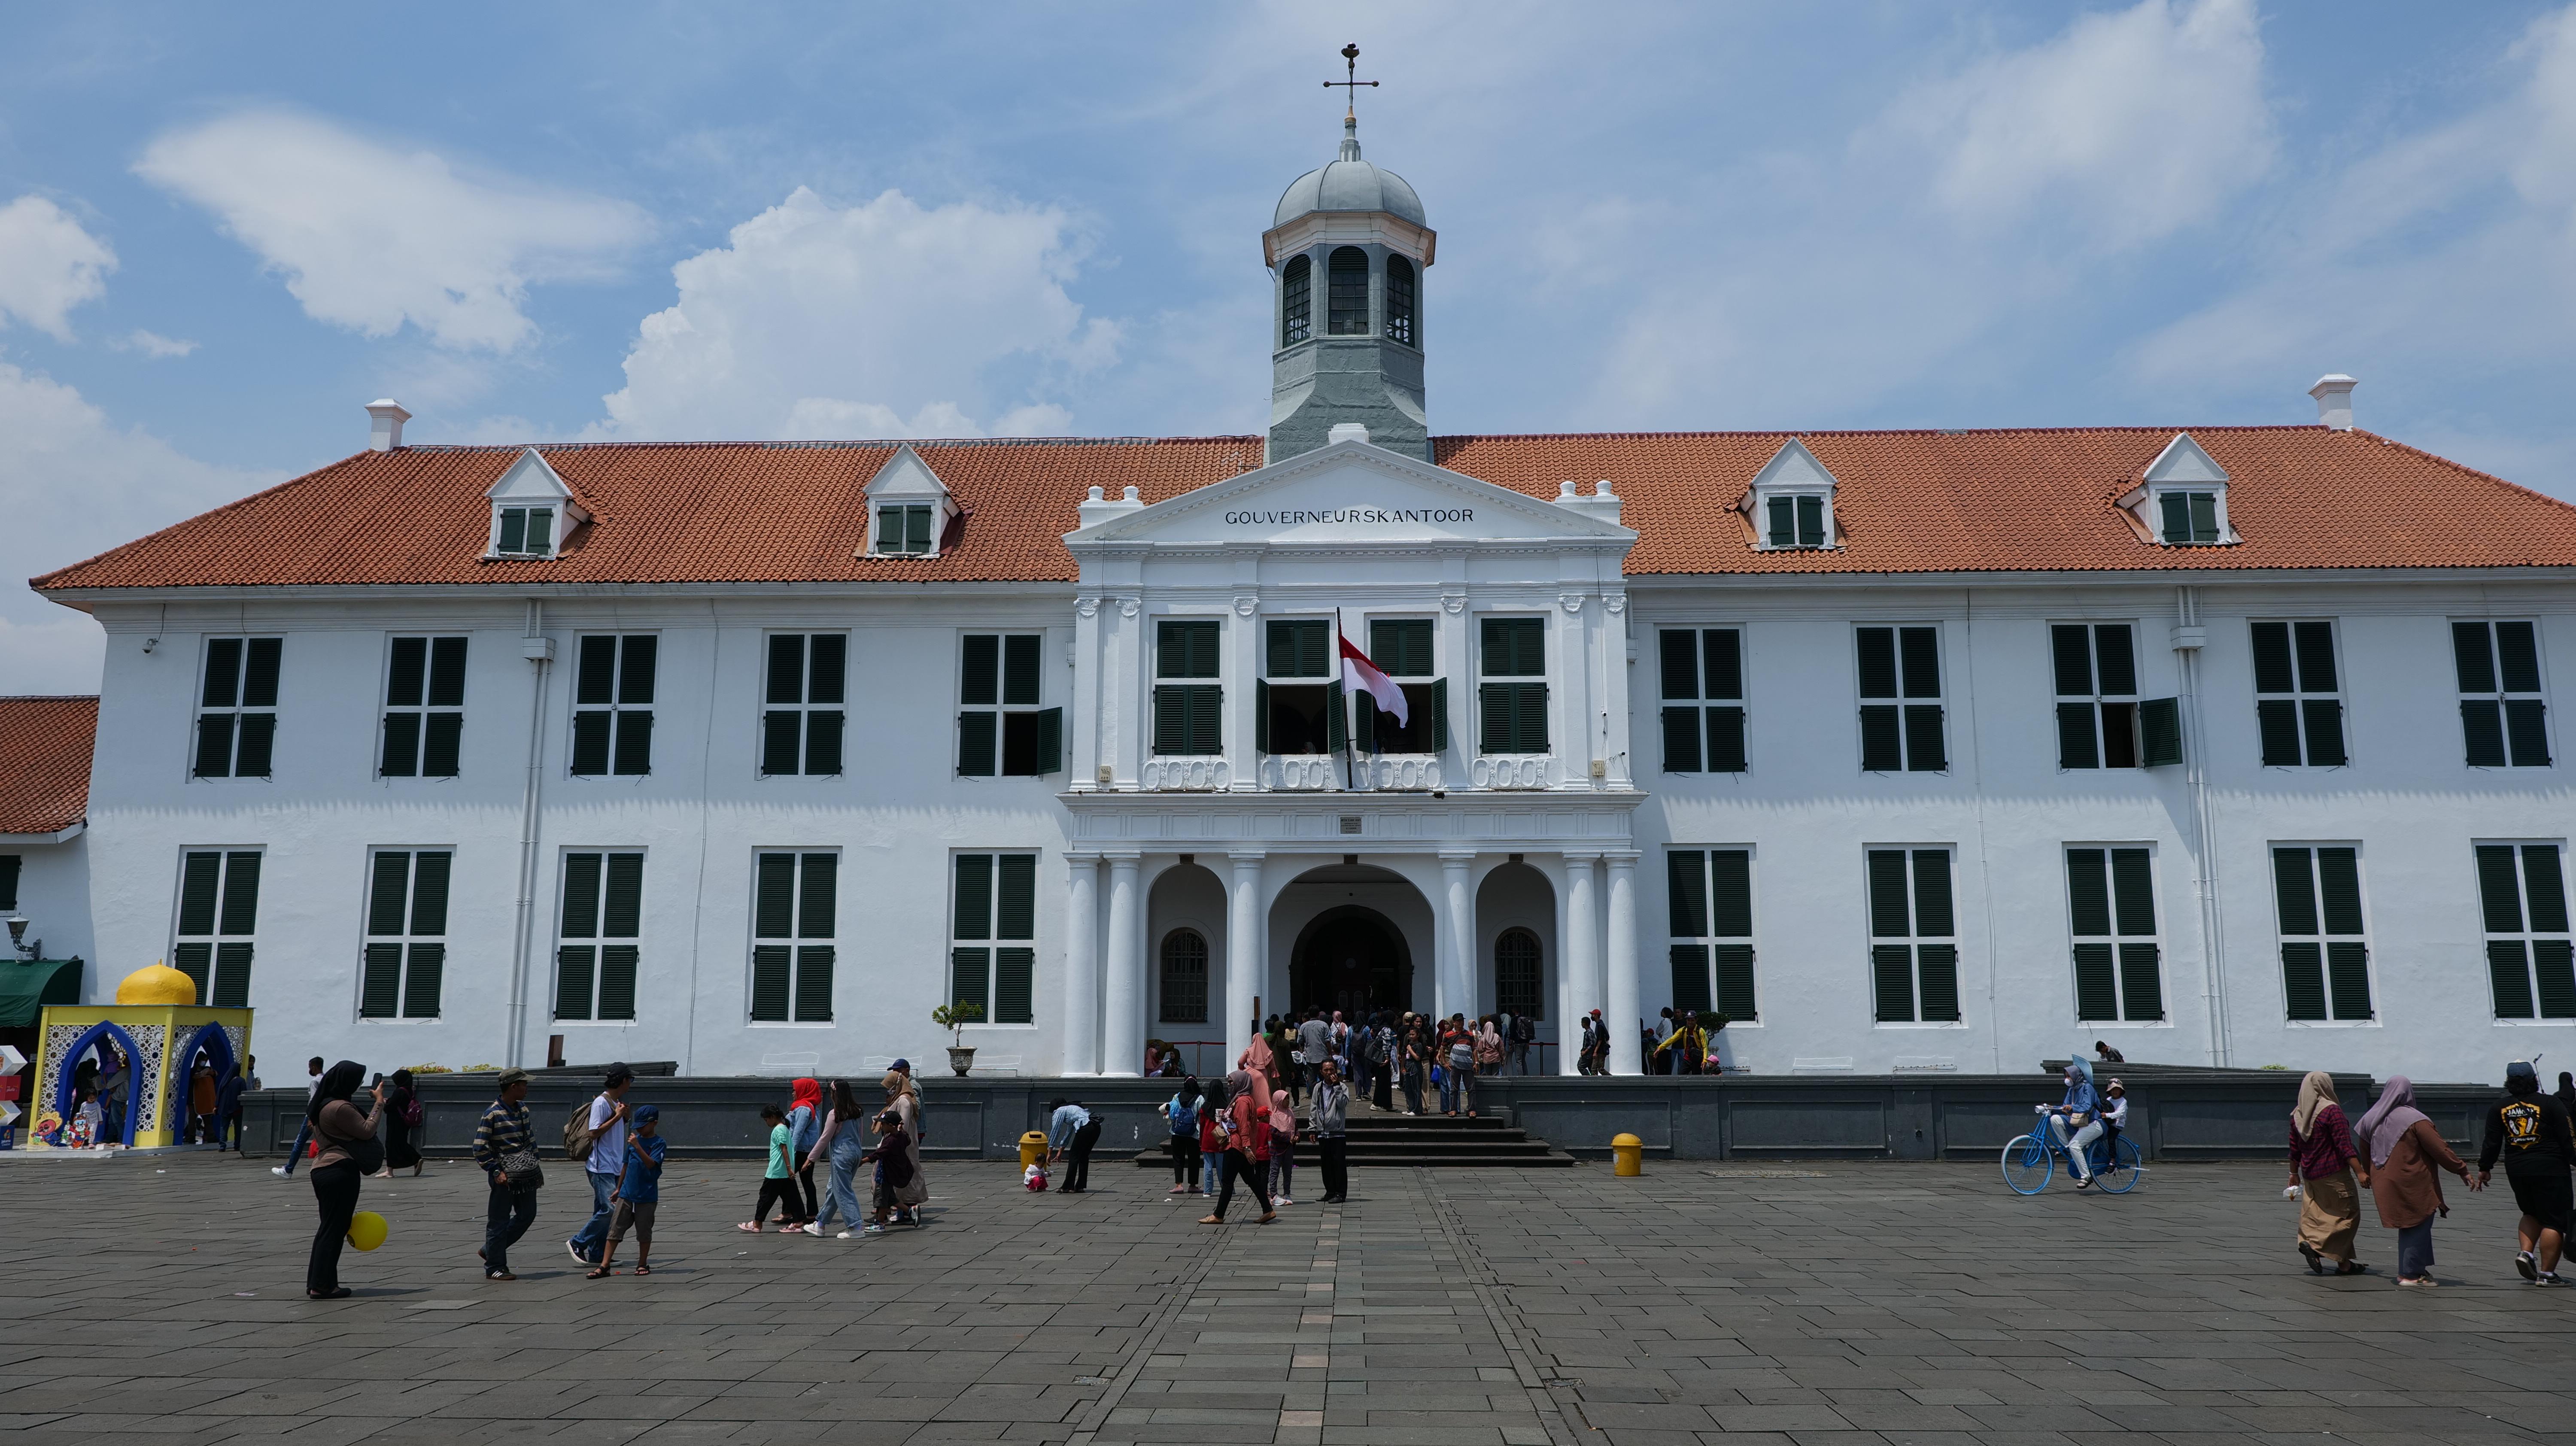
[1338, 632, 1409, 727]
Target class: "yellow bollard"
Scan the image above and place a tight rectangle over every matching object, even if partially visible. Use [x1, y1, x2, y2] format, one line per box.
[1019, 1130, 1049, 1172]
[1612, 1133, 1643, 1177]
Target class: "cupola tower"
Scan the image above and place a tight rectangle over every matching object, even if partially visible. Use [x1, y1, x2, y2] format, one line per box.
[1264, 48, 1434, 462]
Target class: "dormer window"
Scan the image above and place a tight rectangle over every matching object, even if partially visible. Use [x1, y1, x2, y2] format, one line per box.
[1766, 495, 1827, 549]
[2128, 433, 2237, 547]
[495, 506, 555, 557]
[1742, 437, 1839, 551]
[2159, 491, 2222, 546]
[875, 504, 934, 555]
[483, 449, 583, 561]
[860, 445, 955, 560]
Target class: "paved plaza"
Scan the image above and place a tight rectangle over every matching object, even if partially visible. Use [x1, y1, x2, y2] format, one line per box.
[5, 1151, 2575, 1445]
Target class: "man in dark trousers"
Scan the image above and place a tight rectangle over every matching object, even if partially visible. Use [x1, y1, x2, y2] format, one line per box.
[2480, 1059, 2576, 1285]
[1311, 1058, 1351, 1203]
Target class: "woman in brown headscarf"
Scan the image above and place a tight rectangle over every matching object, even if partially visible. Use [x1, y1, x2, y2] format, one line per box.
[2288, 1070, 2372, 1275]
[883, 1069, 930, 1224]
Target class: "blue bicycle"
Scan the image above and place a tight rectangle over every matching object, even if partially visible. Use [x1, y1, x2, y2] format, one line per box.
[2001, 1106, 2142, 1195]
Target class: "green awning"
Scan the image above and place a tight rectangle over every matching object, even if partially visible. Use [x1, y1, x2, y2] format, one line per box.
[0, 958, 82, 1029]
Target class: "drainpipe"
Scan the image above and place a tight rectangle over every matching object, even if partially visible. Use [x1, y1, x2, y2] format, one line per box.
[2174, 586, 2229, 1066]
[506, 600, 553, 1068]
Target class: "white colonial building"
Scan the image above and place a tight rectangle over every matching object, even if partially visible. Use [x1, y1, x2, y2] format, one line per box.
[27, 119, 2576, 1082]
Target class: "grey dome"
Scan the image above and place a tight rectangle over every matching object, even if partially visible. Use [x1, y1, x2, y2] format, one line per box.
[1273, 118, 1427, 229]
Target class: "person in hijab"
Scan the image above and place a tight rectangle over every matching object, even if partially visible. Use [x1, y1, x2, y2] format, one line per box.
[2478, 1059, 2576, 1284]
[2044, 1060, 2104, 1187]
[2356, 1076, 2474, 1286]
[803, 1079, 871, 1237]
[215, 1061, 249, 1152]
[2556, 1071, 2576, 1120]
[1267, 1088, 1298, 1206]
[783, 1078, 823, 1227]
[1237, 1027, 1277, 1111]
[1198, 1072, 1276, 1225]
[883, 1069, 930, 1224]
[2289, 1070, 2371, 1275]
[304, 1061, 385, 1299]
[381, 1068, 422, 1177]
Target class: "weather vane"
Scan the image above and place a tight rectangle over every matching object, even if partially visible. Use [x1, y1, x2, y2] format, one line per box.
[1324, 43, 1377, 118]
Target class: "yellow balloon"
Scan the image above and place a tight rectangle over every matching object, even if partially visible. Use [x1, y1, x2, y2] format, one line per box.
[346, 1210, 389, 1252]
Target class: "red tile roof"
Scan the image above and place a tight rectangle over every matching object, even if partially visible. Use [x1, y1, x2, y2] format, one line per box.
[29, 426, 2576, 593]
[0, 697, 97, 835]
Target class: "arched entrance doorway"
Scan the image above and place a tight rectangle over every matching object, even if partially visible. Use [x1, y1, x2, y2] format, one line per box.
[1290, 906, 1413, 1017]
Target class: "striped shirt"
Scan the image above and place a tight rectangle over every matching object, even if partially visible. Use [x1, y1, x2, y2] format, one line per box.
[473, 1099, 533, 1173]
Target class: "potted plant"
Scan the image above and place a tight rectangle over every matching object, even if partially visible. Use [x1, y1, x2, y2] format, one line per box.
[931, 1002, 984, 1076]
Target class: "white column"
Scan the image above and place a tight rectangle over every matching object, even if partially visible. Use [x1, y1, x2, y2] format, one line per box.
[1101, 853, 1143, 1076]
[1555, 858, 1579, 1075]
[1564, 851, 1601, 1061]
[1440, 852, 1476, 1023]
[1226, 851, 1264, 1070]
[1604, 850, 1640, 1075]
[1062, 854, 1101, 1075]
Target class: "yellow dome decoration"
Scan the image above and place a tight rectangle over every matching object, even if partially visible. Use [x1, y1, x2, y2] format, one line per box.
[116, 963, 199, 1006]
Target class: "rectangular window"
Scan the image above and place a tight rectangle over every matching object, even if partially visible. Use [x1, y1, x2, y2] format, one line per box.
[2251, 621, 2346, 767]
[1867, 848, 1958, 1023]
[2052, 624, 2139, 769]
[1660, 628, 1746, 773]
[380, 637, 467, 778]
[875, 504, 934, 555]
[1764, 494, 1827, 549]
[1855, 626, 1944, 772]
[760, 634, 847, 777]
[2273, 845, 2372, 1021]
[1478, 617, 1549, 754]
[193, 637, 281, 778]
[1258, 619, 1340, 756]
[750, 851, 837, 1023]
[956, 633, 1060, 777]
[570, 635, 656, 777]
[950, 852, 1036, 1024]
[172, 849, 260, 1007]
[2158, 490, 2221, 545]
[2065, 847, 2162, 1022]
[493, 506, 555, 557]
[1667, 848, 1756, 1020]
[0, 854, 17, 911]
[359, 850, 450, 1019]
[555, 851, 642, 1021]
[2455, 621, 2551, 768]
[2479, 842, 2574, 1020]
[1358, 619, 1444, 753]
[1152, 620, 1223, 757]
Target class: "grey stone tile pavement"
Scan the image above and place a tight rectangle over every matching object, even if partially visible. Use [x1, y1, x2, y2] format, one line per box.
[4, 1153, 2575, 1444]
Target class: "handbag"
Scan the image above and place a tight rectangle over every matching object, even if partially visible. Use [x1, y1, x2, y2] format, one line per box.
[345, 1131, 386, 1175]
[499, 1148, 544, 1191]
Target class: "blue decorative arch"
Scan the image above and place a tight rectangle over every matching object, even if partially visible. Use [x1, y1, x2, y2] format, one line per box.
[171, 1021, 237, 1136]
[52, 1021, 146, 1146]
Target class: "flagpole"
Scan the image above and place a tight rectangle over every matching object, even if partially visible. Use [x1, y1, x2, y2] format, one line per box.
[1336, 608, 1355, 792]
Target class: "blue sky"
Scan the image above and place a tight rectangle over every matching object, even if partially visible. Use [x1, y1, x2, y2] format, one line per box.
[3, 1, 2572, 690]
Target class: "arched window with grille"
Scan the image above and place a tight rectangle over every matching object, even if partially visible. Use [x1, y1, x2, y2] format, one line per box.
[1385, 254, 1416, 346]
[1160, 928, 1209, 1024]
[1327, 246, 1370, 336]
[1496, 928, 1543, 1019]
[1280, 256, 1312, 346]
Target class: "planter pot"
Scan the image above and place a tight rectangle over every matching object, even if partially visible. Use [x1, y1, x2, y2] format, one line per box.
[946, 1046, 975, 1078]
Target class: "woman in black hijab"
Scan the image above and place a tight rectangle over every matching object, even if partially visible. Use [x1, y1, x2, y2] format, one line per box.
[380, 1069, 422, 1177]
[304, 1061, 383, 1299]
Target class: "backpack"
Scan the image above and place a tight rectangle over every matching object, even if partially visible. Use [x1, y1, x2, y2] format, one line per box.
[1510, 1014, 1535, 1044]
[1166, 1096, 1198, 1133]
[564, 1102, 598, 1163]
[399, 1092, 424, 1128]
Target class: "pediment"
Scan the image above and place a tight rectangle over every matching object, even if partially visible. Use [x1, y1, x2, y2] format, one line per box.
[864, 445, 949, 501]
[1067, 439, 1631, 547]
[2142, 433, 2228, 484]
[485, 448, 574, 503]
[1746, 437, 1838, 492]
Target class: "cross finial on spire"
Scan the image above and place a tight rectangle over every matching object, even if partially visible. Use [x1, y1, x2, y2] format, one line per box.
[1324, 42, 1377, 121]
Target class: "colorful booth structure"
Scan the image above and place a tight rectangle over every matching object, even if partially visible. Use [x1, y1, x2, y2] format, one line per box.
[28, 963, 251, 1150]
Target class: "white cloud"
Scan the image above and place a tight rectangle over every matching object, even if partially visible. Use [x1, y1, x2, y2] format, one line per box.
[134, 110, 650, 352]
[594, 186, 1116, 440]
[0, 195, 116, 340]
[113, 329, 196, 358]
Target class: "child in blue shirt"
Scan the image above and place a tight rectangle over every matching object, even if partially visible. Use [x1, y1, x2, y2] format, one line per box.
[591, 1105, 665, 1278]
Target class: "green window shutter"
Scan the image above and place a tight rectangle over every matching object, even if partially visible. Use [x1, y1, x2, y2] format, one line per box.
[426, 637, 467, 707]
[410, 852, 450, 936]
[172, 942, 211, 1003]
[1669, 944, 1712, 1012]
[497, 507, 527, 555]
[1858, 705, 1901, 771]
[2301, 699, 2346, 766]
[0, 854, 17, 912]
[1269, 620, 1325, 677]
[560, 853, 602, 938]
[2492, 940, 2538, 1018]
[1479, 684, 1511, 753]
[2281, 942, 2326, 1020]
[805, 711, 844, 775]
[762, 711, 803, 776]
[1153, 687, 1185, 754]
[1708, 851, 1752, 937]
[959, 635, 999, 706]
[233, 714, 276, 777]
[2326, 941, 2372, 1020]
[2057, 703, 2099, 769]
[600, 853, 642, 937]
[2050, 626, 2093, 696]
[595, 946, 635, 1020]
[2315, 848, 2363, 935]
[750, 945, 791, 1021]
[2117, 942, 2163, 1021]
[1431, 680, 1448, 754]
[1705, 707, 1747, 772]
[1254, 680, 1271, 753]
[2462, 700, 2508, 766]
[994, 946, 1034, 1024]
[360, 944, 404, 1018]
[953, 854, 993, 941]
[799, 853, 837, 938]
[2453, 622, 2496, 693]
[610, 710, 653, 775]
[367, 852, 411, 936]
[202, 638, 243, 708]
[1324, 681, 1347, 752]
[2524, 846, 2569, 933]
[1854, 627, 1896, 698]
[526, 508, 554, 555]
[241, 638, 282, 708]
[1866, 851, 1911, 937]
[2535, 941, 2576, 1019]
[1898, 628, 1941, 697]
[1872, 944, 1916, 1022]
[2065, 850, 2111, 936]
[1003, 635, 1042, 705]
[1712, 945, 1757, 1019]
[2505, 700, 2551, 766]
[2159, 492, 2190, 544]
[2187, 492, 2218, 543]
[193, 714, 235, 778]
[2094, 626, 2136, 695]
[1482, 617, 1543, 676]
[768, 634, 805, 705]
[1370, 620, 1432, 677]
[402, 943, 443, 1018]
[1703, 630, 1742, 700]
[380, 713, 420, 777]
[957, 711, 996, 776]
[2256, 701, 2304, 766]
[212, 943, 253, 1008]
[1661, 707, 1701, 772]
[1911, 851, 1954, 936]
[1795, 494, 1825, 546]
[950, 947, 990, 1014]
[2139, 698, 2182, 766]
[1766, 495, 1794, 547]
[2250, 623, 2294, 694]
[794, 946, 834, 1022]
[2271, 849, 2318, 936]
[422, 713, 464, 777]
[219, 853, 261, 935]
[556, 946, 595, 1020]
[1161, 620, 1220, 678]
[996, 854, 1036, 939]
[1659, 629, 1698, 699]
[2499, 621, 2544, 692]
[618, 636, 657, 704]
[1916, 944, 1962, 1022]
[1902, 705, 1946, 771]
[755, 854, 797, 939]
[2291, 621, 2337, 693]
[178, 852, 222, 935]
[1355, 690, 1381, 752]
[387, 637, 428, 707]
[569, 712, 611, 775]
[1515, 683, 1548, 753]
[575, 636, 617, 705]
[1032, 707, 1061, 775]
[2477, 845, 2527, 933]
[1666, 851, 1707, 937]
[907, 505, 933, 551]
[1193, 685, 1226, 754]
[806, 634, 846, 705]
[873, 507, 898, 553]
[2109, 849, 2156, 936]
[2072, 944, 2117, 1021]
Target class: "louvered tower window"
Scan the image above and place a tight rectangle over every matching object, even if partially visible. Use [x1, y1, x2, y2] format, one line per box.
[1327, 246, 1370, 335]
[1385, 255, 1416, 346]
[1281, 255, 1312, 346]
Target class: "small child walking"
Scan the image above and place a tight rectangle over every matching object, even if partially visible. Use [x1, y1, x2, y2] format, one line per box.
[590, 1105, 665, 1278]
[1268, 1089, 1298, 1206]
[860, 1109, 916, 1231]
[740, 1103, 801, 1233]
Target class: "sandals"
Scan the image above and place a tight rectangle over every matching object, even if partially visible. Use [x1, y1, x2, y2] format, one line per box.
[736, 1222, 764, 1233]
[586, 1266, 613, 1280]
[2335, 1261, 2372, 1276]
[2300, 1242, 2324, 1275]
[305, 1287, 352, 1299]
[634, 1264, 652, 1276]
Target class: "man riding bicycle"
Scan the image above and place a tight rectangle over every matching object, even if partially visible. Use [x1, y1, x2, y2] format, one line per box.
[2042, 1061, 2104, 1189]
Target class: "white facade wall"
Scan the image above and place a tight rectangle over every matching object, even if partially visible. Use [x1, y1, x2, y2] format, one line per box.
[4, 834, 94, 981]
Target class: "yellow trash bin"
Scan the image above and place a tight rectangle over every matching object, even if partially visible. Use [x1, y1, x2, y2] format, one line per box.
[1612, 1133, 1644, 1177]
[1019, 1130, 1049, 1171]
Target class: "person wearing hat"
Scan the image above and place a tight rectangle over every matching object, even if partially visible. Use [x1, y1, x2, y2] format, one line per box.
[590, 1104, 664, 1279]
[473, 1067, 541, 1282]
[2479, 1060, 2576, 1284]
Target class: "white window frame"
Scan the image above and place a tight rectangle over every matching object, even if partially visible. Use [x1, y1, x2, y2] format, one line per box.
[949, 851, 1039, 1027]
[2144, 483, 2234, 546]
[486, 503, 560, 558]
[2251, 620, 2348, 769]
[1854, 624, 1945, 773]
[749, 849, 838, 1025]
[553, 848, 643, 1024]
[760, 632, 848, 778]
[1666, 845, 1758, 1022]
[379, 635, 468, 780]
[2062, 843, 2166, 1025]
[2476, 839, 2575, 1023]
[191, 636, 281, 781]
[1865, 845, 1962, 1027]
[358, 848, 450, 1021]
[2453, 620, 2552, 769]
[171, 847, 262, 1008]
[2270, 841, 2375, 1027]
